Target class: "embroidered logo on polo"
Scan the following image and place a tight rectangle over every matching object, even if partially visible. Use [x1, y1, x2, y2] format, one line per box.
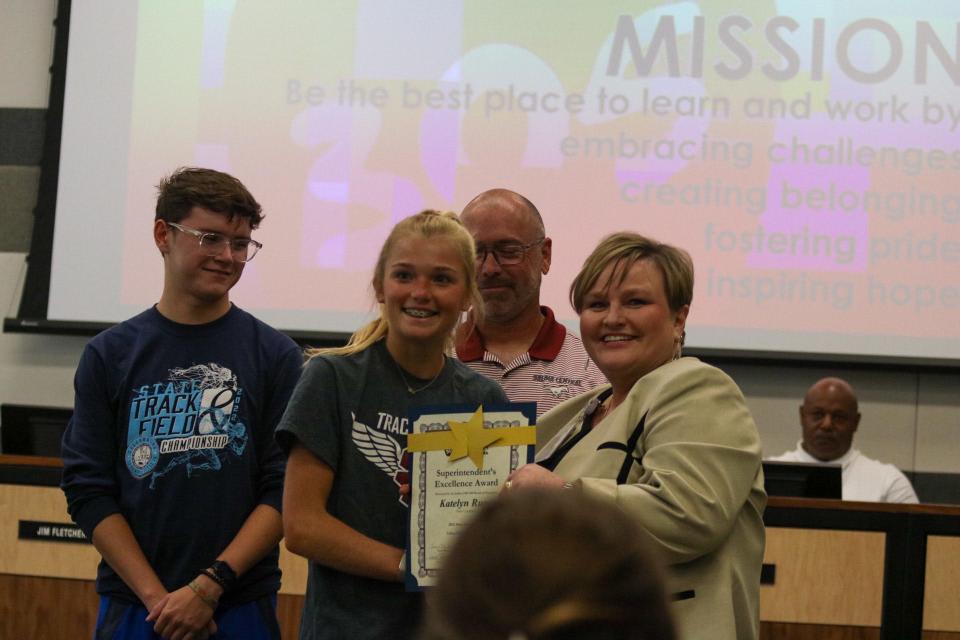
[533, 374, 585, 400]
[125, 363, 248, 488]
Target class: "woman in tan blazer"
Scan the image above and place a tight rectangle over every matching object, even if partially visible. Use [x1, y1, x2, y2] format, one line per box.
[506, 232, 766, 640]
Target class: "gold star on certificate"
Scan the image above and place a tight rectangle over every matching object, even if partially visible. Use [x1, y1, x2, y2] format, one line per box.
[447, 406, 502, 468]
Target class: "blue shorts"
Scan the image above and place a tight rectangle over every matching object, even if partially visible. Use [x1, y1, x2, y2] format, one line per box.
[94, 594, 281, 640]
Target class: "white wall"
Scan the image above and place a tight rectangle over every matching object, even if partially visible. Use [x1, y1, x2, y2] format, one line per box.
[1, 1, 79, 410]
[0, 0, 56, 108]
[0, 253, 84, 410]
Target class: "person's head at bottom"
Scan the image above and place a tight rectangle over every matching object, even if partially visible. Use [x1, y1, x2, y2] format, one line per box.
[421, 490, 676, 640]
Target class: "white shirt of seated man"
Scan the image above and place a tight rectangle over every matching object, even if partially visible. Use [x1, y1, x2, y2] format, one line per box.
[768, 377, 918, 504]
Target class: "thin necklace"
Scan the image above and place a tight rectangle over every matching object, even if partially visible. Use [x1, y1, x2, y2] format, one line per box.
[393, 355, 445, 395]
[594, 396, 619, 424]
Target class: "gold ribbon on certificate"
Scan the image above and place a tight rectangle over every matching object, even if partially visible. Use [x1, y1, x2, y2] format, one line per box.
[407, 406, 536, 468]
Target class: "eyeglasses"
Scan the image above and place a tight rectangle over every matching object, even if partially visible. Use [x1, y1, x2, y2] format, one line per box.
[802, 409, 856, 428]
[475, 238, 544, 266]
[166, 221, 262, 262]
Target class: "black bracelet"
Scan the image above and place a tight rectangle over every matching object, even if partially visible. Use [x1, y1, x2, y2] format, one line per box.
[208, 559, 238, 592]
[200, 568, 226, 589]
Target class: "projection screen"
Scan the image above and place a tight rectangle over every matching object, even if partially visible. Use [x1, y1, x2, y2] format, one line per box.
[45, 1, 960, 362]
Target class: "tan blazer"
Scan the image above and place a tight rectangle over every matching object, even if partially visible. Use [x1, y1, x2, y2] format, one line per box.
[537, 357, 766, 640]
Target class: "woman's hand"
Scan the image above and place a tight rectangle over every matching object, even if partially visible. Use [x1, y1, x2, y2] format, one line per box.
[505, 464, 567, 492]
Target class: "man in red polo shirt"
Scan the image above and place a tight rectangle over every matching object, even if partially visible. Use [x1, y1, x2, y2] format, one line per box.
[456, 189, 606, 417]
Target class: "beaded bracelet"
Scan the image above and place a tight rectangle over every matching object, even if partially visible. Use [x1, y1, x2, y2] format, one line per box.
[187, 579, 218, 610]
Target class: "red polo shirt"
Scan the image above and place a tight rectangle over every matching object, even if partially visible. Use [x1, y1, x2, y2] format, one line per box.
[456, 307, 607, 417]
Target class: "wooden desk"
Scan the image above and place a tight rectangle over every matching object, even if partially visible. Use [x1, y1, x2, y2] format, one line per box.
[762, 497, 960, 640]
[6, 456, 957, 640]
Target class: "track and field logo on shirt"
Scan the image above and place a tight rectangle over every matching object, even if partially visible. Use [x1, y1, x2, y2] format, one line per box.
[351, 412, 411, 505]
[124, 363, 248, 488]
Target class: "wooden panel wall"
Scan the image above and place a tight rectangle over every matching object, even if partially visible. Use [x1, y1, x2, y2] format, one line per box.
[0, 484, 100, 578]
[760, 623, 879, 639]
[760, 527, 885, 626]
[278, 546, 306, 595]
[923, 536, 960, 632]
[278, 594, 304, 639]
[0, 575, 98, 639]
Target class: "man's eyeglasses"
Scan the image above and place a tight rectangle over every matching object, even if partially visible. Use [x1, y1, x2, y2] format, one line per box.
[166, 222, 262, 262]
[475, 238, 544, 266]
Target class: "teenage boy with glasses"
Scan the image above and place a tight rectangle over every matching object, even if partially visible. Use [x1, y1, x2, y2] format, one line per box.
[61, 167, 302, 639]
[456, 188, 606, 417]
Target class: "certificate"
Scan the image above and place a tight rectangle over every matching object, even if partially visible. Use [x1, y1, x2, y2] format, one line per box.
[404, 402, 536, 590]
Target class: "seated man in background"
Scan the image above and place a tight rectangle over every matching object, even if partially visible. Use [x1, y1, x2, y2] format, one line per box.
[456, 189, 606, 417]
[768, 377, 918, 503]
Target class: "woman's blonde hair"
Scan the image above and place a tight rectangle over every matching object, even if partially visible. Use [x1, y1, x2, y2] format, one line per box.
[307, 210, 482, 358]
[569, 232, 694, 315]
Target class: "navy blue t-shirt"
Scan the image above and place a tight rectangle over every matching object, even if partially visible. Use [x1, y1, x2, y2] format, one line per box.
[61, 305, 303, 607]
